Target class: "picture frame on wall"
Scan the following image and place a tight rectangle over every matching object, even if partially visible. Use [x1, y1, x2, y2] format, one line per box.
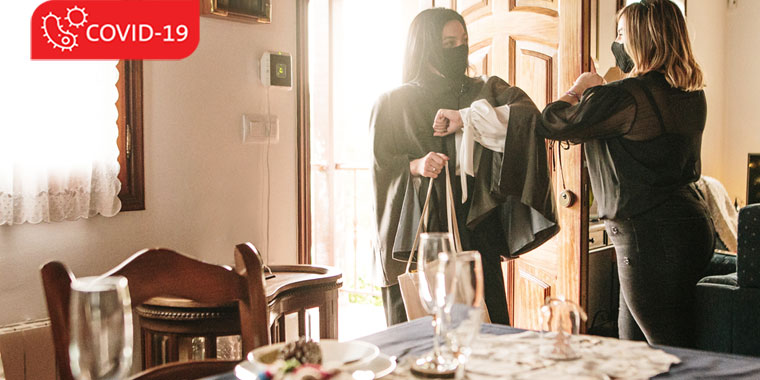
[748, 154, 760, 205]
[200, 0, 271, 24]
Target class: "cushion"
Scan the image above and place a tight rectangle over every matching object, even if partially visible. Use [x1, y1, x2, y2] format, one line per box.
[698, 272, 738, 287]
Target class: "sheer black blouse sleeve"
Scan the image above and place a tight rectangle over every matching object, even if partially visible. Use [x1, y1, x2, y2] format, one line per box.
[538, 84, 637, 144]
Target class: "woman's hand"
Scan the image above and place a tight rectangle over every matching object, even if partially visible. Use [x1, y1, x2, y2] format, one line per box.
[410, 152, 449, 178]
[432, 109, 463, 137]
[570, 65, 605, 95]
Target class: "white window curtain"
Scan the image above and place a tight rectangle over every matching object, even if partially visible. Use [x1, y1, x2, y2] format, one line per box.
[0, 2, 121, 225]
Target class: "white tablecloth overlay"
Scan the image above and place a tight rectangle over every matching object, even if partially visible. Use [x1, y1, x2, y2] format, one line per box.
[387, 331, 681, 380]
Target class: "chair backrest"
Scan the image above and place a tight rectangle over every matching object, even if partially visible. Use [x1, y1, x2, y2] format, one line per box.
[41, 242, 269, 380]
[128, 359, 239, 380]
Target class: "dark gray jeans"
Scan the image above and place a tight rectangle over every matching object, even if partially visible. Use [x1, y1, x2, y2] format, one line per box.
[606, 187, 714, 348]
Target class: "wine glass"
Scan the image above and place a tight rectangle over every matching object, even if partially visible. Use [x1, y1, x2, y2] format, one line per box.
[538, 297, 587, 360]
[446, 250, 485, 376]
[69, 276, 133, 380]
[412, 232, 459, 376]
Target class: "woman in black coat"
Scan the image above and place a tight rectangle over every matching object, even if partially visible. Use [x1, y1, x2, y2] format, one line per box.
[370, 8, 557, 327]
[539, 0, 714, 348]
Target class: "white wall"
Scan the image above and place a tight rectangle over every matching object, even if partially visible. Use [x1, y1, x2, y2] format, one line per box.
[723, 0, 760, 203]
[595, 1, 726, 182]
[688, 0, 726, 181]
[687, 0, 760, 203]
[596, 1, 733, 196]
[0, 4, 298, 326]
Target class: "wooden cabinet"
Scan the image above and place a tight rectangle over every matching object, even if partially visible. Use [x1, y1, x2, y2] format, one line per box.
[587, 244, 619, 337]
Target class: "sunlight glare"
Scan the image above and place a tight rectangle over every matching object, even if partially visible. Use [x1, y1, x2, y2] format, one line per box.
[0, 1, 119, 173]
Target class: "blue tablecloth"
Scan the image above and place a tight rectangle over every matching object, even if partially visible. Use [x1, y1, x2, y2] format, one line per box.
[207, 317, 760, 379]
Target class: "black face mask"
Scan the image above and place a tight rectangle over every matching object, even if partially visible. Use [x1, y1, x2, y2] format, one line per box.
[612, 42, 634, 73]
[431, 44, 469, 79]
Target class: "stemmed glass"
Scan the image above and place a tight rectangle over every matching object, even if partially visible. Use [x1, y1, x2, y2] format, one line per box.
[446, 250, 485, 376]
[412, 232, 459, 376]
[69, 276, 133, 380]
[538, 297, 587, 360]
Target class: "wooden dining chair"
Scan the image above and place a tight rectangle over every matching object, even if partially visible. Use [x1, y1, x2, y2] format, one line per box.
[41, 242, 270, 380]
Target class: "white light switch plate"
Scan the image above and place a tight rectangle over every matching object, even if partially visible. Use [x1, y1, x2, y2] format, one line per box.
[242, 114, 279, 143]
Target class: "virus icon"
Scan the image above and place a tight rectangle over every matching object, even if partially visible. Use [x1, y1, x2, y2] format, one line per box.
[66, 6, 88, 28]
[41, 12, 78, 52]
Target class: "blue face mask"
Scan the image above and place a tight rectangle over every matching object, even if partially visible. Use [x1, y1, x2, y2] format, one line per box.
[432, 44, 468, 79]
[612, 42, 634, 73]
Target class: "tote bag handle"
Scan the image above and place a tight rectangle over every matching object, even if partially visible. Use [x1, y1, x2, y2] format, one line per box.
[404, 162, 462, 274]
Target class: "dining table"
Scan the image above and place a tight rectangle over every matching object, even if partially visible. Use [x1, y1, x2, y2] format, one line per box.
[203, 317, 760, 379]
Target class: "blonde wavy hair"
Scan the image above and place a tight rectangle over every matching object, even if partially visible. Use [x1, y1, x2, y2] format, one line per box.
[618, 0, 704, 91]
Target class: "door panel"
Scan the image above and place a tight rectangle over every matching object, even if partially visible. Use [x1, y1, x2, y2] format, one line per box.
[436, 0, 590, 329]
[513, 263, 554, 331]
[511, 0, 558, 15]
[459, 0, 491, 21]
[469, 39, 493, 77]
[509, 38, 557, 110]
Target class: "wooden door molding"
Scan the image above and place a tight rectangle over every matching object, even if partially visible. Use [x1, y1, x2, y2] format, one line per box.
[508, 37, 557, 109]
[468, 38, 493, 77]
[459, 0, 491, 21]
[432, 0, 491, 20]
[509, 0, 558, 17]
[515, 267, 553, 330]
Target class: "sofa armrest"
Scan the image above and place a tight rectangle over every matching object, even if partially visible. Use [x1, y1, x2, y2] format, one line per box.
[737, 204, 760, 288]
[699, 272, 738, 287]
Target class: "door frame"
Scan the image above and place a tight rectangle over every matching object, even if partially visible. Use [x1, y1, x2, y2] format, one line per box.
[296, 0, 311, 264]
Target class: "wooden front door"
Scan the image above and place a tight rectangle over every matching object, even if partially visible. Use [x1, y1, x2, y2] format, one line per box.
[433, 0, 591, 329]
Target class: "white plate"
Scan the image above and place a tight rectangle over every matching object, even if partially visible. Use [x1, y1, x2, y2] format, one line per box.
[235, 353, 395, 379]
[359, 353, 396, 378]
[249, 340, 379, 369]
[236, 340, 382, 379]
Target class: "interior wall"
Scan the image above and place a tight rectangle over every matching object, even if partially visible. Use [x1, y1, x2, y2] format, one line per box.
[687, 1, 726, 182]
[596, 1, 728, 193]
[0, 3, 297, 326]
[723, 0, 760, 204]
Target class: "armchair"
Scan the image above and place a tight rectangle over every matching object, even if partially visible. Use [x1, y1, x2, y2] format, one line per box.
[695, 204, 760, 356]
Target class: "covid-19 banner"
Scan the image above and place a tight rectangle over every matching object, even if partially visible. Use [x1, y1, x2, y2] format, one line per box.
[31, 0, 199, 59]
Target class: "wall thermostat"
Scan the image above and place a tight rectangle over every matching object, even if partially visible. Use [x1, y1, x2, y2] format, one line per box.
[260, 51, 292, 88]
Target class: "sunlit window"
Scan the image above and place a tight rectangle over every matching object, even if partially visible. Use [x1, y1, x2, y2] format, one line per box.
[308, 0, 412, 338]
[0, 1, 121, 225]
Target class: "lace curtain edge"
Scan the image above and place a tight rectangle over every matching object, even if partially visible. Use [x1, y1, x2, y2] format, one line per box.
[0, 174, 122, 226]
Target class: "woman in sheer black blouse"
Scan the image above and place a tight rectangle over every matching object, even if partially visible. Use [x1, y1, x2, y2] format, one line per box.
[539, 0, 714, 348]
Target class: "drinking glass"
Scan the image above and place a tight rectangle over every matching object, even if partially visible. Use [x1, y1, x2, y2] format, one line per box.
[446, 250, 485, 373]
[412, 232, 459, 376]
[69, 276, 133, 380]
[538, 297, 587, 360]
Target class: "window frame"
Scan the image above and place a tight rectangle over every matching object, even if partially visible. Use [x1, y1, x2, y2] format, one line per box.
[116, 60, 145, 211]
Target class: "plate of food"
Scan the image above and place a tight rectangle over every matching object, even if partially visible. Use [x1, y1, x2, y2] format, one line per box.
[235, 337, 394, 379]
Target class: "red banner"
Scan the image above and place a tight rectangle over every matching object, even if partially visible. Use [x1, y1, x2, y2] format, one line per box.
[31, 0, 199, 60]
